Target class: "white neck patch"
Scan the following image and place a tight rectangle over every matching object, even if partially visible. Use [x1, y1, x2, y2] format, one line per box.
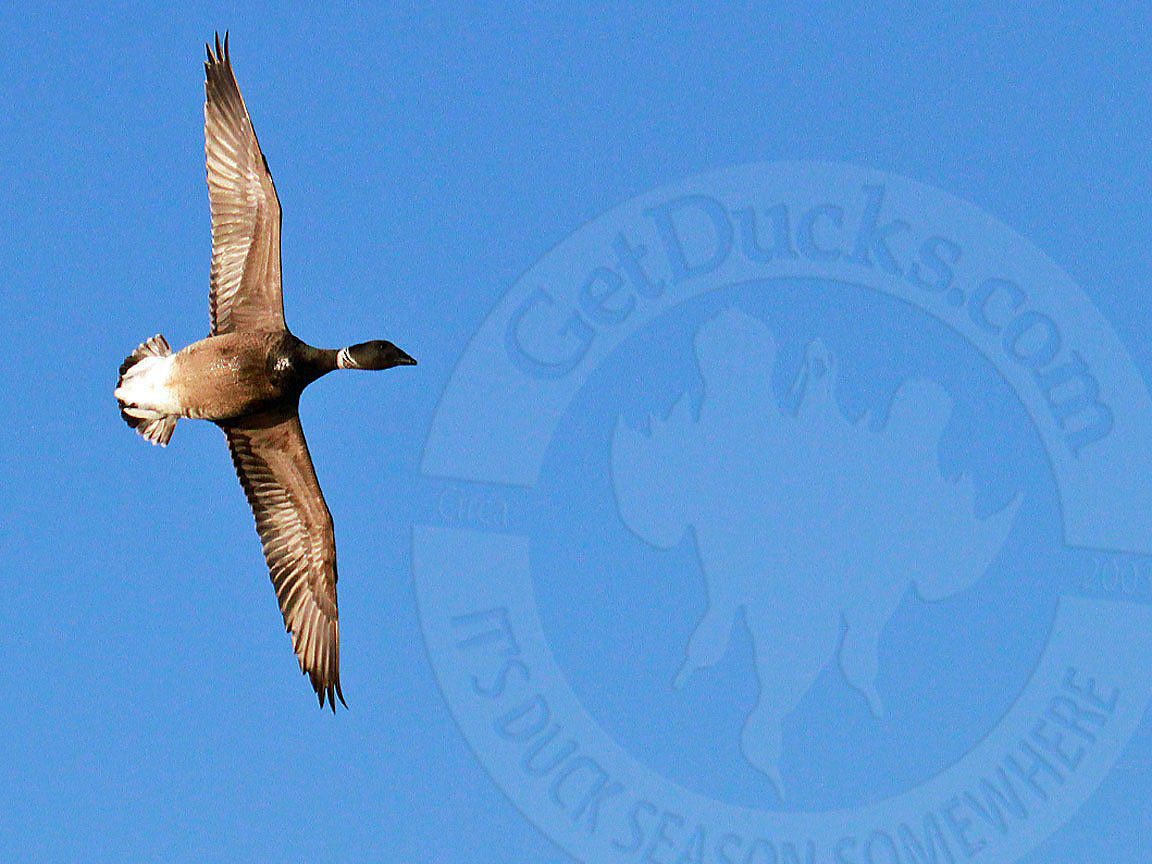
[337, 347, 358, 369]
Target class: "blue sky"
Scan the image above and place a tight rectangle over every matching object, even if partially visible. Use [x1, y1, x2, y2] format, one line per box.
[2, 3, 1151, 862]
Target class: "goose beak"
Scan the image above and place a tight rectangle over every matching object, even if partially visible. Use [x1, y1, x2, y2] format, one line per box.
[395, 347, 417, 366]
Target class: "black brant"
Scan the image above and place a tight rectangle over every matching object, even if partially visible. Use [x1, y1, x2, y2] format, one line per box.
[115, 33, 416, 709]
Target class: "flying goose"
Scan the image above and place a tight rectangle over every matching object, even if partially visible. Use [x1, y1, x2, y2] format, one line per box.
[115, 33, 415, 709]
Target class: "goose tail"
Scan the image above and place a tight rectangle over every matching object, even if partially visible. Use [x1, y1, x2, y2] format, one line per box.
[116, 334, 178, 447]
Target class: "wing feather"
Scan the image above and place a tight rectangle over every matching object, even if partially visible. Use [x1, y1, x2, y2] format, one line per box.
[223, 411, 345, 709]
[205, 32, 285, 334]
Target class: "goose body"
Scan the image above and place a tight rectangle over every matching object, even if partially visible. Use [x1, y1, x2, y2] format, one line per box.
[115, 34, 415, 709]
[119, 332, 339, 422]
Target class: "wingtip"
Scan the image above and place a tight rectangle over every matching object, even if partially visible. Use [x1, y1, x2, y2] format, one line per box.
[316, 681, 347, 712]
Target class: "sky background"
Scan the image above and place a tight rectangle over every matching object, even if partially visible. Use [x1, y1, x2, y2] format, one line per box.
[1, 3, 1151, 862]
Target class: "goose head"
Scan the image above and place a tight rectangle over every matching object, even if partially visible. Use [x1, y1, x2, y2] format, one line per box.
[337, 340, 417, 371]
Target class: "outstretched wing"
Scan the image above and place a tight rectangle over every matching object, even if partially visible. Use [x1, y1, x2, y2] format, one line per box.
[223, 410, 344, 709]
[204, 32, 285, 334]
